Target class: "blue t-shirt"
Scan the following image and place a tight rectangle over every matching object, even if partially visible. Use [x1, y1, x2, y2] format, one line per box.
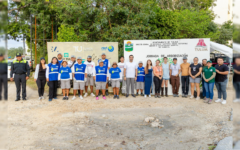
[48, 63, 59, 81]
[95, 66, 108, 82]
[58, 59, 63, 67]
[59, 66, 72, 79]
[137, 67, 145, 82]
[109, 67, 121, 80]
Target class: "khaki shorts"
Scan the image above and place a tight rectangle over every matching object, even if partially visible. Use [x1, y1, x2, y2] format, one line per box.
[136, 82, 144, 90]
[96, 82, 107, 90]
[112, 80, 120, 88]
[73, 82, 85, 90]
[61, 80, 70, 89]
[85, 76, 94, 86]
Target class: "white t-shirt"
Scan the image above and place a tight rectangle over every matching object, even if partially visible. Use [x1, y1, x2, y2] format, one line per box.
[124, 61, 138, 78]
[84, 61, 95, 75]
[118, 62, 125, 79]
[170, 64, 181, 76]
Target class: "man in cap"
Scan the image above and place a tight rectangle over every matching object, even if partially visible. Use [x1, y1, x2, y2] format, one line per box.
[170, 58, 181, 97]
[180, 56, 190, 98]
[57, 53, 63, 66]
[10, 53, 30, 101]
[84, 55, 96, 97]
[136, 61, 145, 96]
[0, 53, 8, 100]
[97, 53, 110, 96]
[72, 57, 87, 100]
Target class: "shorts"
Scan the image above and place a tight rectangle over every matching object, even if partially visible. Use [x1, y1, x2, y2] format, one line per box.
[96, 82, 107, 90]
[189, 77, 201, 83]
[85, 76, 94, 86]
[112, 80, 120, 88]
[73, 82, 85, 90]
[61, 80, 70, 89]
[163, 78, 169, 80]
[135, 82, 144, 90]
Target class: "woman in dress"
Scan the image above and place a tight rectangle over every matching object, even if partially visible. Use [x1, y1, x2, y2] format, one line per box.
[144, 60, 153, 98]
[161, 57, 170, 97]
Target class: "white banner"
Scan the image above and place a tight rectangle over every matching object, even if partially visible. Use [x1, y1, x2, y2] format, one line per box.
[124, 39, 210, 95]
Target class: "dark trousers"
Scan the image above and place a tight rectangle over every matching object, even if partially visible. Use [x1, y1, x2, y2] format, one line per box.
[170, 75, 180, 95]
[202, 78, 206, 97]
[181, 76, 189, 95]
[0, 74, 7, 100]
[48, 81, 58, 99]
[154, 76, 163, 94]
[14, 74, 26, 99]
[36, 78, 46, 97]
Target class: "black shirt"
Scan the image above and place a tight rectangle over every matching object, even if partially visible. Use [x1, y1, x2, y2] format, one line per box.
[190, 63, 202, 78]
[215, 64, 229, 82]
[233, 64, 240, 82]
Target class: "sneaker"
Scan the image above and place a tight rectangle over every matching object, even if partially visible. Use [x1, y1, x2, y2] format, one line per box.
[182, 95, 185, 98]
[72, 96, 76, 100]
[113, 95, 117, 99]
[141, 93, 144, 96]
[66, 97, 69, 100]
[49, 99, 52, 102]
[39, 97, 42, 100]
[204, 98, 209, 103]
[221, 100, 226, 104]
[196, 97, 200, 100]
[117, 95, 119, 99]
[157, 94, 161, 98]
[80, 96, 83, 99]
[132, 94, 136, 97]
[233, 99, 240, 103]
[149, 95, 151, 98]
[91, 93, 95, 97]
[54, 97, 57, 99]
[175, 95, 179, 97]
[103, 96, 106, 100]
[84, 93, 88, 97]
[105, 91, 109, 96]
[136, 93, 139, 96]
[62, 97, 66, 100]
[144, 95, 147, 98]
[154, 94, 157, 98]
[173, 94, 176, 97]
[208, 99, 213, 104]
[96, 97, 99, 100]
[126, 94, 129, 98]
[189, 95, 194, 99]
[215, 99, 222, 103]
[41, 96, 45, 99]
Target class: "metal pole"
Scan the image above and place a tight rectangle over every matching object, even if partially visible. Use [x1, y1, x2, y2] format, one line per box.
[35, 16, 37, 68]
[30, 15, 33, 70]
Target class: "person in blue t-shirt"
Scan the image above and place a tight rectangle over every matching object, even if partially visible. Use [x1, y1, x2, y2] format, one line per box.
[136, 61, 145, 96]
[58, 60, 72, 100]
[93, 60, 109, 100]
[46, 57, 60, 101]
[109, 62, 121, 99]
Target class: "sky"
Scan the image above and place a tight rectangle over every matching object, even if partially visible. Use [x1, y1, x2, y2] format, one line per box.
[3, 0, 238, 50]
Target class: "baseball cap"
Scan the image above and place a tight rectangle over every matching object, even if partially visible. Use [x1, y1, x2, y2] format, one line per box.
[99, 60, 104, 63]
[207, 60, 212, 63]
[173, 58, 177, 60]
[139, 61, 143, 64]
[101, 53, 106, 56]
[16, 53, 22, 57]
[77, 57, 82, 60]
[71, 55, 76, 58]
[40, 57, 45, 61]
[183, 56, 187, 60]
[87, 55, 92, 59]
[57, 53, 62, 56]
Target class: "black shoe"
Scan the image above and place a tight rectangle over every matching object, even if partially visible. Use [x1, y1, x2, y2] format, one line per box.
[141, 93, 144, 96]
[136, 93, 139, 96]
[22, 98, 27, 100]
[62, 97, 66, 100]
[66, 97, 69, 100]
[15, 98, 20, 101]
[117, 95, 119, 99]
[126, 94, 129, 97]
[106, 90, 109, 96]
[132, 94, 136, 97]
[113, 95, 117, 99]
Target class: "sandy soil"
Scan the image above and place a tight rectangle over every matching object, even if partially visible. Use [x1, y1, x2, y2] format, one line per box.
[8, 82, 233, 150]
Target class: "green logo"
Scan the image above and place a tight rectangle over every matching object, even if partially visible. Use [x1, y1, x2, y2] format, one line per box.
[112, 71, 114, 73]
[158, 57, 173, 65]
[61, 70, 63, 73]
[98, 69, 101, 73]
[138, 71, 140, 73]
[76, 68, 78, 71]
[51, 68, 53, 71]
[125, 41, 133, 52]
[64, 53, 69, 57]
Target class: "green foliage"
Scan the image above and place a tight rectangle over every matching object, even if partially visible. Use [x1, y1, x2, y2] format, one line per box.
[215, 21, 233, 46]
[233, 24, 240, 44]
[7, 47, 24, 59]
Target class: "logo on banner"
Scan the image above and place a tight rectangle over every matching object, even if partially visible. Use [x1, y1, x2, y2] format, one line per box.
[125, 41, 133, 52]
[73, 46, 83, 52]
[51, 46, 59, 53]
[64, 53, 69, 57]
[195, 39, 207, 51]
[158, 57, 173, 65]
[108, 46, 114, 52]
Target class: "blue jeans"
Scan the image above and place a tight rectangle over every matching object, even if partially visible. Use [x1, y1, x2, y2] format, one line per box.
[215, 79, 228, 100]
[204, 82, 214, 99]
[202, 78, 206, 97]
[233, 82, 240, 99]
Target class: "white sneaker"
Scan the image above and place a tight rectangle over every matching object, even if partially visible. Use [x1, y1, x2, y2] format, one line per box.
[190, 95, 194, 99]
[149, 95, 151, 97]
[91, 93, 95, 97]
[80, 96, 83, 99]
[41, 96, 44, 99]
[233, 99, 240, 103]
[72, 96, 76, 100]
[144, 95, 147, 98]
[39, 97, 42, 100]
[215, 99, 222, 103]
[221, 100, 226, 104]
[196, 97, 200, 100]
[84, 93, 88, 97]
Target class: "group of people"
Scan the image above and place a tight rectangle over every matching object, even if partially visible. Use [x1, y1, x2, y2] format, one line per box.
[9, 52, 233, 105]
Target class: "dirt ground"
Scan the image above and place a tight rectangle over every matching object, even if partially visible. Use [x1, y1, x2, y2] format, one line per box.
[8, 82, 233, 150]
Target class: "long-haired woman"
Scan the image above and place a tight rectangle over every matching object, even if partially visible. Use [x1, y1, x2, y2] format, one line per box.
[161, 57, 170, 97]
[34, 57, 48, 100]
[153, 60, 163, 98]
[144, 59, 153, 98]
